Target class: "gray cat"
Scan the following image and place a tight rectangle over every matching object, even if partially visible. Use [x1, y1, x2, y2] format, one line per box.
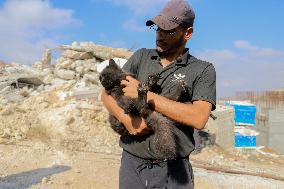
[99, 59, 188, 159]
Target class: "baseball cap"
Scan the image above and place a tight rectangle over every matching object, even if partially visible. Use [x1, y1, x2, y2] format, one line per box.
[146, 0, 195, 30]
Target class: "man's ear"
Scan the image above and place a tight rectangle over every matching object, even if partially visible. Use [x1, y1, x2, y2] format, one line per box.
[184, 27, 193, 41]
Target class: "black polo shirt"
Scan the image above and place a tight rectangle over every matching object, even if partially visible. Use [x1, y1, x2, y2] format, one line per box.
[120, 48, 216, 159]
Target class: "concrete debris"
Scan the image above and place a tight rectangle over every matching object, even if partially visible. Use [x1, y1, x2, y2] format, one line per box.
[63, 50, 93, 60]
[0, 41, 131, 154]
[33, 49, 52, 70]
[55, 69, 76, 80]
[59, 42, 133, 60]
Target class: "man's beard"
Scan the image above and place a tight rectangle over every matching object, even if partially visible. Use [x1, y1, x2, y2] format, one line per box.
[156, 35, 184, 54]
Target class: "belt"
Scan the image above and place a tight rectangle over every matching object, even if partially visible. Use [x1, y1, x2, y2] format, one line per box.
[124, 150, 189, 172]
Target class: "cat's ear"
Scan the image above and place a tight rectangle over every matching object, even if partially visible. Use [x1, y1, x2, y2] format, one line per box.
[109, 59, 118, 67]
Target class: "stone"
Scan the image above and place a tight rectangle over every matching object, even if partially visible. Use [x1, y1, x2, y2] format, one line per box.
[17, 77, 44, 86]
[55, 69, 75, 80]
[0, 86, 11, 93]
[71, 89, 100, 100]
[75, 101, 95, 110]
[56, 57, 66, 64]
[83, 73, 99, 84]
[63, 50, 93, 60]
[41, 49, 51, 69]
[5, 65, 40, 76]
[51, 78, 68, 87]
[38, 104, 77, 135]
[58, 59, 73, 70]
[75, 66, 84, 75]
[92, 51, 111, 61]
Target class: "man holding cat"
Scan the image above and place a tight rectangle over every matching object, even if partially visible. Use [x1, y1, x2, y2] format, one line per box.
[101, 0, 216, 188]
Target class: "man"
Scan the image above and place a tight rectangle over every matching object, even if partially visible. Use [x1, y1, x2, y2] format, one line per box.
[101, 0, 216, 188]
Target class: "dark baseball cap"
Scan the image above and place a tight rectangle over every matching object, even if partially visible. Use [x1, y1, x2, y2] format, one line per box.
[146, 0, 195, 30]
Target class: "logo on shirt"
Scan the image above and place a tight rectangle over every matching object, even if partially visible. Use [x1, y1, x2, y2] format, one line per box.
[173, 73, 185, 81]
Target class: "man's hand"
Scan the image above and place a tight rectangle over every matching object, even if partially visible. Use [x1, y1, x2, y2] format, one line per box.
[127, 115, 151, 135]
[121, 76, 140, 98]
[101, 88, 151, 136]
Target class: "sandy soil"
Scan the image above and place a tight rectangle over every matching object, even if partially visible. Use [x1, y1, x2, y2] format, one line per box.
[1, 141, 284, 189]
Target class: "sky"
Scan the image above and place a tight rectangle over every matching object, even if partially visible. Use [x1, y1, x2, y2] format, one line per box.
[0, 0, 284, 97]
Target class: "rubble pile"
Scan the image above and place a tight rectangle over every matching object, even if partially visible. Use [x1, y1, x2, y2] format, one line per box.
[0, 42, 133, 154]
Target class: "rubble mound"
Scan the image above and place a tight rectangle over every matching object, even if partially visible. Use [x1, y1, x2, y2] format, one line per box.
[0, 42, 133, 154]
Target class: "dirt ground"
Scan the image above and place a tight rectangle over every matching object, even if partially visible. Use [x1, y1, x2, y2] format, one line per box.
[1, 140, 284, 189]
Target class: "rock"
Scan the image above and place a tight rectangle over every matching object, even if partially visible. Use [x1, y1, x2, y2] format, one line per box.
[19, 88, 30, 97]
[75, 101, 95, 110]
[63, 50, 93, 60]
[0, 81, 10, 91]
[83, 73, 99, 84]
[56, 57, 66, 64]
[0, 86, 11, 93]
[38, 104, 77, 135]
[71, 88, 100, 100]
[43, 74, 55, 84]
[92, 51, 111, 61]
[58, 59, 73, 70]
[5, 65, 40, 76]
[55, 69, 75, 80]
[75, 66, 84, 75]
[17, 77, 44, 86]
[59, 43, 133, 60]
[42, 49, 52, 68]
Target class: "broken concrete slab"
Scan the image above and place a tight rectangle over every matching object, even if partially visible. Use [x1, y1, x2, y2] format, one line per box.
[55, 69, 75, 80]
[63, 50, 93, 60]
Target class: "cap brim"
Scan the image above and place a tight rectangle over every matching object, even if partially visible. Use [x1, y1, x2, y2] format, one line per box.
[146, 15, 179, 30]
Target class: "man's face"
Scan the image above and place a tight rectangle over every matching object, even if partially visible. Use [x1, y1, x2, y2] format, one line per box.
[155, 26, 186, 53]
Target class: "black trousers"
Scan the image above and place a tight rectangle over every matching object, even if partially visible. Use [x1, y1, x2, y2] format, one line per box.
[119, 150, 194, 189]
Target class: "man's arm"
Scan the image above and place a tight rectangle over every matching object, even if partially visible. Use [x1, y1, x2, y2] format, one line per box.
[121, 76, 213, 130]
[147, 92, 212, 129]
[101, 90, 150, 135]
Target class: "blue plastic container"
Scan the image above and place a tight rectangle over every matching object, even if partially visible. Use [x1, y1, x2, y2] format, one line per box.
[226, 101, 256, 126]
[234, 133, 256, 148]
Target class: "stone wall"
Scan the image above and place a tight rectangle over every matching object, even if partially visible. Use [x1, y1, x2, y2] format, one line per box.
[204, 105, 235, 151]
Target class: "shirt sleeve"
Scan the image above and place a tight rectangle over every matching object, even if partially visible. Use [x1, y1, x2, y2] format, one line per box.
[192, 63, 216, 111]
[122, 48, 145, 77]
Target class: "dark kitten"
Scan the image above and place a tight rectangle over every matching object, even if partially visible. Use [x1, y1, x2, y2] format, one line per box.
[99, 59, 137, 136]
[99, 59, 187, 159]
[137, 75, 188, 159]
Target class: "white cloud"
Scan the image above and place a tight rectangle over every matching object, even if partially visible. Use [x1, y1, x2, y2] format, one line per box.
[0, 0, 78, 64]
[104, 0, 167, 15]
[195, 40, 284, 97]
[234, 40, 258, 51]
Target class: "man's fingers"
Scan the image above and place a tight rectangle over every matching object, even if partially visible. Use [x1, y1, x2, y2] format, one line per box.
[120, 80, 128, 86]
[125, 75, 134, 81]
[122, 87, 126, 93]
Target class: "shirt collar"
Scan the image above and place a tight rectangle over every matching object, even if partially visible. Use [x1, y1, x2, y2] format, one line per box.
[150, 48, 190, 66]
